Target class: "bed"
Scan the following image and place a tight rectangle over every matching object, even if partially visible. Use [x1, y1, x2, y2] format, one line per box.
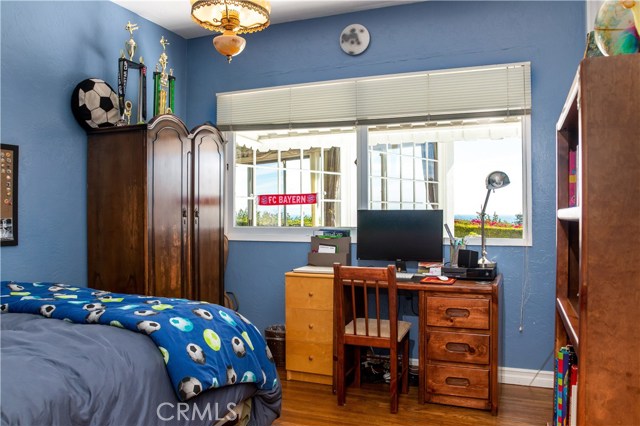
[0, 282, 281, 426]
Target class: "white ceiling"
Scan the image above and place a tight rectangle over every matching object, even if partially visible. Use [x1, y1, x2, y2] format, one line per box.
[111, 0, 424, 39]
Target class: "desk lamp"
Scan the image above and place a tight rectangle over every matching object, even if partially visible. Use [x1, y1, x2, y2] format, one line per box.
[478, 171, 510, 268]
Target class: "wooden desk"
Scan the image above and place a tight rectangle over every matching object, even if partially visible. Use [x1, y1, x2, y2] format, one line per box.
[284, 271, 502, 414]
[398, 275, 501, 415]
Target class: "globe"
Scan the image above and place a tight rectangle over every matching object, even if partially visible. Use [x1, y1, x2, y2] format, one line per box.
[594, 0, 640, 56]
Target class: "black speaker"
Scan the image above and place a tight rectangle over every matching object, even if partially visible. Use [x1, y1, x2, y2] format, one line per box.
[458, 249, 479, 268]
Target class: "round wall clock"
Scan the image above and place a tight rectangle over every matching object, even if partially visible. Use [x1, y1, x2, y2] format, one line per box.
[339, 24, 370, 56]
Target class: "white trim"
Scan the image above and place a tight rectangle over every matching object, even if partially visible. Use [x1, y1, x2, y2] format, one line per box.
[409, 359, 554, 389]
[499, 366, 554, 389]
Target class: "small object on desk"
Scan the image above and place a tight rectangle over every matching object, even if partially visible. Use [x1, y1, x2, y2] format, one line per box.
[395, 272, 414, 281]
[420, 275, 456, 284]
[318, 244, 337, 254]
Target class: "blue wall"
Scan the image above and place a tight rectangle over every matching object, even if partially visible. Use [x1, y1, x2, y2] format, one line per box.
[187, 1, 586, 371]
[0, 1, 586, 372]
[0, 1, 188, 283]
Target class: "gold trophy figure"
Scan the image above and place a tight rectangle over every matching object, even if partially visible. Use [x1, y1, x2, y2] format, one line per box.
[124, 100, 133, 125]
[123, 21, 139, 61]
[153, 36, 176, 116]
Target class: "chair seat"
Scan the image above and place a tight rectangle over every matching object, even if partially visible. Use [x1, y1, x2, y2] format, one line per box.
[345, 318, 411, 342]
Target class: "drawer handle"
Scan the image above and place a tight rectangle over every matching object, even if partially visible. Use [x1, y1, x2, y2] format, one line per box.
[445, 342, 474, 354]
[308, 292, 314, 298]
[308, 355, 314, 361]
[308, 323, 314, 329]
[445, 308, 470, 318]
[445, 377, 470, 387]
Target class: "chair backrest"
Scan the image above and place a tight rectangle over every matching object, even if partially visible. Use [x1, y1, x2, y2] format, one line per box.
[333, 263, 398, 347]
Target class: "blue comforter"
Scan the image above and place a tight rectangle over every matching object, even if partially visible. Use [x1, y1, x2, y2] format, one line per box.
[0, 281, 279, 402]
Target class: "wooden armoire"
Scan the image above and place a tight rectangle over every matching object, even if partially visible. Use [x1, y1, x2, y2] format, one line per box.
[87, 114, 225, 304]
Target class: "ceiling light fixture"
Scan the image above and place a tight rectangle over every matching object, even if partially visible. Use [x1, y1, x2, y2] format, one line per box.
[190, 0, 271, 63]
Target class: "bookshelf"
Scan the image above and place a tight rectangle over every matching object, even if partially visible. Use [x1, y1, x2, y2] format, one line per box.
[554, 55, 639, 426]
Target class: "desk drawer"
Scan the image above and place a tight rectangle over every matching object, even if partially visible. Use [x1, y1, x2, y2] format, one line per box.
[286, 278, 333, 310]
[286, 307, 333, 343]
[427, 296, 489, 329]
[286, 341, 333, 375]
[427, 364, 489, 399]
[427, 331, 489, 365]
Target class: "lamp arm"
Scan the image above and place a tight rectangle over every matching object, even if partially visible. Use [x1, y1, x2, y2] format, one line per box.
[479, 188, 492, 267]
[480, 188, 492, 216]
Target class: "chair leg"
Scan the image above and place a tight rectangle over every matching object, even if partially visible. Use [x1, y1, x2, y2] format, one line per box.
[353, 346, 361, 388]
[402, 337, 410, 394]
[389, 346, 399, 414]
[337, 343, 346, 406]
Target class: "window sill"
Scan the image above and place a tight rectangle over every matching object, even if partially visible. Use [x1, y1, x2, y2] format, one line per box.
[227, 227, 532, 247]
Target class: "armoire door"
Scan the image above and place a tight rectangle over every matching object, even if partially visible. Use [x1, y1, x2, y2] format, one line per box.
[87, 126, 148, 295]
[192, 125, 225, 304]
[147, 117, 192, 299]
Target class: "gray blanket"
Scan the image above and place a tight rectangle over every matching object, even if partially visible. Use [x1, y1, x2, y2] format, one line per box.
[1, 313, 281, 426]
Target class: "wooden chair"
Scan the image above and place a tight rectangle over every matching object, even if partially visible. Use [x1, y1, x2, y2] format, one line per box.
[333, 263, 411, 414]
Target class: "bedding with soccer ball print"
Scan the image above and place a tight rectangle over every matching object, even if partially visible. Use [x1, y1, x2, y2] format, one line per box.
[0, 281, 279, 402]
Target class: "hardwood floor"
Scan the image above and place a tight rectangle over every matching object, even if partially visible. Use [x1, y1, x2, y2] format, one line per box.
[274, 379, 553, 426]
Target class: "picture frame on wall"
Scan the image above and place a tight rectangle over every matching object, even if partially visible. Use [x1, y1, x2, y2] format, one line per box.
[1, 144, 18, 246]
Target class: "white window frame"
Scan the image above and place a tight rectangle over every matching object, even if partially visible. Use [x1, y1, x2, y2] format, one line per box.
[224, 117, 532, 247]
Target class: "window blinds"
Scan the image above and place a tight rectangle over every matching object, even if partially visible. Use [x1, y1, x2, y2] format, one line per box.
[216, 62, 531, 130]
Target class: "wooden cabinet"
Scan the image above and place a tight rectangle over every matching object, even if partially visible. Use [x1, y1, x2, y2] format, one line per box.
[285, 272, 334, 385]
[554, 56, 640, 425]
[421, 277, 501, 414]
[87, 115, 225, 304]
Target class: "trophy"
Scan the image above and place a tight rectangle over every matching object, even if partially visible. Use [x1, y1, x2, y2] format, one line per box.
[153, 36, 176, 116]
[117, 21, 147, 125]
[124, 21, 138, 61]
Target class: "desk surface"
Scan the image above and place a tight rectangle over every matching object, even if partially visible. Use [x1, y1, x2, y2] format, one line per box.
[286, 270, 502, 293]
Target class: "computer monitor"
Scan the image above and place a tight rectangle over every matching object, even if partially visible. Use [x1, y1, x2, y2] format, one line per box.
[356, 209, 443, 269]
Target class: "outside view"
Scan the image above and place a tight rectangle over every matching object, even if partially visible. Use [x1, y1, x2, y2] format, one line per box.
[233, 122, 525, 240]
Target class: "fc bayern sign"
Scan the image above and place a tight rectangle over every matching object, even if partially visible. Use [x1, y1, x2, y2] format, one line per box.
[258, 193, 318, 206]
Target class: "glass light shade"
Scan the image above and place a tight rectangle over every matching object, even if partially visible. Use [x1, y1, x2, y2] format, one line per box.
[191, 0, 270, 34]
[213, 31, 246, 61]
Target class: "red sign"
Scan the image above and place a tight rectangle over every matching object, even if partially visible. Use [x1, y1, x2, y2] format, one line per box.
[258, 193, 318, 206]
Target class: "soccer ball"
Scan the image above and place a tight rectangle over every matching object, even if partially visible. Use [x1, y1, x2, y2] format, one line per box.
[86, 309, 105, 323]
[144, 299, 162, 305]
[186, 343, 206, 364]
[226, 366, 237, 385]
[231, 336, 246, 358]
[83, 303, 106, 311]
[1, 304, 8, 313]
[40, 304, 56, 318]
[192, 308, 213, 320]
[133, 310, 158, 317]
[169, 317, 194, 332]
[137, 320, 161, 335]
[7, 283, 24, 291]
[178, 377, 203, 400]
[71, 78, 120, 131]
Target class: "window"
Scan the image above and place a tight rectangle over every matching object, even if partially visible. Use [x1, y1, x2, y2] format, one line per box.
[228, 118, 530, 244]
[233, 129, 357, 228]
[219, 63, 532, 244]
[368, 138, 440, 211]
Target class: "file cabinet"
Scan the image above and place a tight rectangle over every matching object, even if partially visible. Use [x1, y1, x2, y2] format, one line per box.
[284, 272, 334, 385]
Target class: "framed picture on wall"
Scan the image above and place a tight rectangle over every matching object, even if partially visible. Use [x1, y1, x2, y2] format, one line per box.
[1, 144, 18, 246]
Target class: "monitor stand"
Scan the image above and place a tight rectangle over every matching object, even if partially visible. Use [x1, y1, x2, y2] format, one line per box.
[395, 259, 407, 272]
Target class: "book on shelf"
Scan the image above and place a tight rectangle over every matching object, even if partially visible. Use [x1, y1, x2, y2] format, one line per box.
[554, 345, 577, 426]
[569, 364, 578, 426]
[568, 150, 577, 207]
